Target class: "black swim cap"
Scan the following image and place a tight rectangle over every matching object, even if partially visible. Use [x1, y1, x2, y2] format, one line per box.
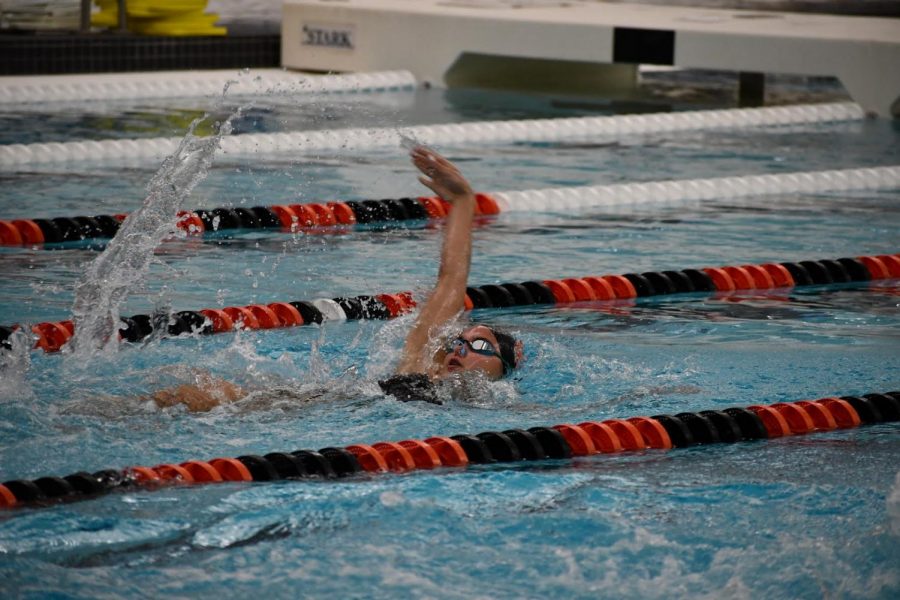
[488, 327, 518, 376]
[379, 373, 442, 405]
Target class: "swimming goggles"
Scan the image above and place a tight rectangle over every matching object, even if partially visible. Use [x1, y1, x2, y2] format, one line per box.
[445, 337, 511, 374]
[445, 337, 500, 359]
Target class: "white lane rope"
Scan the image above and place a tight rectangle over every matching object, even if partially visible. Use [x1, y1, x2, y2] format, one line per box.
[489, 165, 900, 212]
[0, 102, 865, 167]
[0, 70, 417, 104]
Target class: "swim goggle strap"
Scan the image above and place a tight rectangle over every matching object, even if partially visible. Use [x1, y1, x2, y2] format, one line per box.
[444, 337, 513, 375]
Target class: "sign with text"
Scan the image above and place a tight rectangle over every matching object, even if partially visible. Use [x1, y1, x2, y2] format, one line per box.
[301, 22, 356, 51]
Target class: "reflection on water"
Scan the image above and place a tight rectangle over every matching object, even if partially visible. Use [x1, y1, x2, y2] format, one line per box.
[82, 109, 215, 138]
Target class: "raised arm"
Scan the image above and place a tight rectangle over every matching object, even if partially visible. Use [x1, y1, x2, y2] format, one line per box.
[395, 147, 477, 375]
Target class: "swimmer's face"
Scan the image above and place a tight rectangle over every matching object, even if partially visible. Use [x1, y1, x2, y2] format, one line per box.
[437, 325, 506, 381]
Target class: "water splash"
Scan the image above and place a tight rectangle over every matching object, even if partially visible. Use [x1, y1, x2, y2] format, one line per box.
[68, 110, 240, 359]
[398, 130, 426, 151]
[889, 470, 900, 537]
[0, 329, 33, 400]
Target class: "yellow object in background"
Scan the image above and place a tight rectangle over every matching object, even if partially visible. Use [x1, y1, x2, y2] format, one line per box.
[95, 0, 208, 18]
[91, 0, 226, 36]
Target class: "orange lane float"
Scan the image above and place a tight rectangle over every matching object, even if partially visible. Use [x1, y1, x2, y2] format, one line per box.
[552, 425, 598, 456]
[760, 263, 795, 288]
[371, 442, 417, 472]
[270, 205, 299, 230]
[544, 279, 577, 303]
[126, 467, 161, 483]
[582, 276, 616, 300]
[0, 484, 17, 508]
[423, 436, 469, 467]
[152, 464, 194, 483]
[703, 267, 737, 292]
[222, 306, 261, 330]
[309, 203, 337, 226]
[175, 211, 205, 235]
[181, 461, 224, 483]
[627, 416, 673, 449]
[562, 278, 597, 302]
[267, 302, 304, 327]
[290, 204, 319, 227]
[416, 196, 446, 219]
[0, 220, 23, 245]
[32, 322, 72, 353]
[199, 309, 234, 333]
[397, 440, 442, 469]
[209, 458, 253, 482]
[327, 202, 357, 225]
[770, 402, 816, 434]
[858, 256, 890, 279]
[876, 254, 900, 277]
[814, 398, 861, 429]
[741, 264, 776, 289]
[722, 266, 756, 290]
[346, 444, 390, 473]
[602, 275, 637, 299]
[601, 419, 647, 451]
[474, 193, 501, 215]
[12, 220, 45, 244]
[577, 421, 625, 453]
[794, 400, 838, 430]
[376, 293, 417, 318]
[244, 304, 281, 329]
[747, 405, 792, 437]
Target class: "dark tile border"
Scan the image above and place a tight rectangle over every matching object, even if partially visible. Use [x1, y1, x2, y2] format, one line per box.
[0, 33, 280, 75]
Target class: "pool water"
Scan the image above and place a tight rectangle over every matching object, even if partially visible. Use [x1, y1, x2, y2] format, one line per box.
[0, 81, 898, 598]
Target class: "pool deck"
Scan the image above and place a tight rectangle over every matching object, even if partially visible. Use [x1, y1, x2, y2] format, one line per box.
[282, 0, 900, 117]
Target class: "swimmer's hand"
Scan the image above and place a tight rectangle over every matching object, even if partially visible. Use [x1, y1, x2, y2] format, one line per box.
[411, 146, 474, 203]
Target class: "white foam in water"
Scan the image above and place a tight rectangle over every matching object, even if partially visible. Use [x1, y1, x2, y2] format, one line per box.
[889, 470, 900, 537]
[67, 110, 241, 359]
[0, 330, 33, 401]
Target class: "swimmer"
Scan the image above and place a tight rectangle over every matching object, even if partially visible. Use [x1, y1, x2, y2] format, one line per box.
[153, 146, 522, 411]
[377, 146, 522, 403]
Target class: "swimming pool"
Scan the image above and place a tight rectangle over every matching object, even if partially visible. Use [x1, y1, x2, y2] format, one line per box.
[0, 76, 898, 598]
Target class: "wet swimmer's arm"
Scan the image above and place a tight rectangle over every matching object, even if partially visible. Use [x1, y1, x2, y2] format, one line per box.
[152, 376, 245, 412]
[396, 147, 477, 375]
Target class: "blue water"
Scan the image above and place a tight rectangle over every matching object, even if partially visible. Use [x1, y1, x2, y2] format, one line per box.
[0, 83, 899, 598]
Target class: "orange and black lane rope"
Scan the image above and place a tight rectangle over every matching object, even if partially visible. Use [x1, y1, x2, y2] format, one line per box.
[1, 391, 897, 510]
[2, 252, 897, 354]
[0, 194, 502, 245]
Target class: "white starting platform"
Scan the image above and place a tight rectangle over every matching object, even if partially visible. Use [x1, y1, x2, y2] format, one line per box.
[282, 0, 900, 118]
